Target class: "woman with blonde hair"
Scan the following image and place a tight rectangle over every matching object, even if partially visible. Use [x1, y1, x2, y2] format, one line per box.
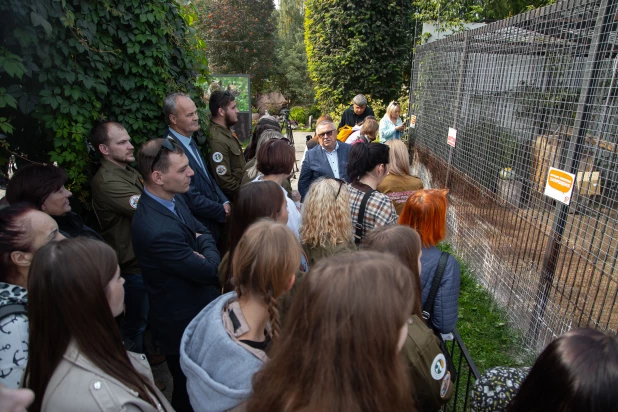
[379, 101, 405, 141]
[377, 139, 423, 214]
[247, 251, 415, 412]
[300, 178, 356, 266]
[181, 220, 301, 412]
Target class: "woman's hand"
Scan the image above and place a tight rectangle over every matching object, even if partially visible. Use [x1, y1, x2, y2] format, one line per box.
[396, 124, 405, 131]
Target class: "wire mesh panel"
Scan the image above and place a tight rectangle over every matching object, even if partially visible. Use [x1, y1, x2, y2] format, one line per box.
[409, 0, 618, 351]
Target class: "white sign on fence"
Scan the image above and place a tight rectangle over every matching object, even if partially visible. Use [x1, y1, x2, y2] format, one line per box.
[447, 127, 457, 147]
[544, 167, 576, 205]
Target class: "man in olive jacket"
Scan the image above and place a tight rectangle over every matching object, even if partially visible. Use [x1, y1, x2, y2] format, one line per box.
[90, 121, 147, 353]
[206, 90, 245, 202]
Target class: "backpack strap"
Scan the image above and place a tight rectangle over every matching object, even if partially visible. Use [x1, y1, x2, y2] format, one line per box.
[422, 252, 449, 321]
[355, 189, 376, 245]
[0, 303, 27, 320]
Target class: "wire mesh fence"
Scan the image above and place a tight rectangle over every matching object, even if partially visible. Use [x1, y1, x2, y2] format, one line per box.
[408, 0, 618, 352]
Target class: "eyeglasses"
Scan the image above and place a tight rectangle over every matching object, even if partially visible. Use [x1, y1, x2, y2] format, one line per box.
[328, 177, 346, 199]
[391, 101, 400, 106]
[318, 129, 336, 138]
[151, 137, 177, 172]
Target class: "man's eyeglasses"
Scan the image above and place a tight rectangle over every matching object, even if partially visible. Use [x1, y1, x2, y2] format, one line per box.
[151, 137, 177, 172]
[318, 129, 336, 138]
[328, 177, 346, 199]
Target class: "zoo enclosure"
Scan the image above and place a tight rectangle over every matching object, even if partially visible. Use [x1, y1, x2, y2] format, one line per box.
[408, 0, 618, 351]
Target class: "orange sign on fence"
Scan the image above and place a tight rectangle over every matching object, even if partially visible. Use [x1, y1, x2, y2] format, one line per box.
[544, 167, 575, 205]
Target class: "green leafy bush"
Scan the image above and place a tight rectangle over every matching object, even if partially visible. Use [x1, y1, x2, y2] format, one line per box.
[305, 0, 414, 114]
[0, 0, 208, 199]
[290, 106, 307, 124]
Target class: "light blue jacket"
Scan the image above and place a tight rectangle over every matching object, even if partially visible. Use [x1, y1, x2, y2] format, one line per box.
[379, 116, 403, 141]
[180, 292, 266, 412]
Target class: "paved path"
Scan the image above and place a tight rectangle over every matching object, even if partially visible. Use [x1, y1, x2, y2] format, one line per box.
[291, 130, 312, 191]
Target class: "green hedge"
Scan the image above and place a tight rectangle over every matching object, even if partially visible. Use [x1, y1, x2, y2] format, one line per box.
[290, 106, 308, 125]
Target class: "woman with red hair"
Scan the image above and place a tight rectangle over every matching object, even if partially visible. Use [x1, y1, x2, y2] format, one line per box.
[398, 189, 460, 334]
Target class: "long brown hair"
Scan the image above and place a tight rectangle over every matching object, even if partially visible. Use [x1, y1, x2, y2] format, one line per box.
[247, 251, 415, 412]
[24, 238, 163, 412]
[223, 181, 286, 292]
[232, 220, 301, 342]
[362, 225, 423, 318]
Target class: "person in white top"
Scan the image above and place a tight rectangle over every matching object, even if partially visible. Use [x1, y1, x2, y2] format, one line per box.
[346, 117, 379, 145]
[254, 139, 302, 239]
[379, 101, 405, 141]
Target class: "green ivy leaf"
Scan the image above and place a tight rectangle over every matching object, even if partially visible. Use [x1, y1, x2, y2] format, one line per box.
[30, 11, 53, 36]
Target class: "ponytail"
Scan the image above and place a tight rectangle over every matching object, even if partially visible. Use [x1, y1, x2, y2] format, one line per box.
[347, 142, 390, 181]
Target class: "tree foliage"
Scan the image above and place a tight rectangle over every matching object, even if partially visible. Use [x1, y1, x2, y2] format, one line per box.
[194, 0, 278, 95]
[414, 0, 556, 32]
[274, 0, 314, 105]
[0, 0, 209, 199]
[305, 0, 414, 113]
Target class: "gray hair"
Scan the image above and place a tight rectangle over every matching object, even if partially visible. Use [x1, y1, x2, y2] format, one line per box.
[316, 120, 335, 131]
[247, 130, 285, 179]
[163, 92, 191, 125]
[352, 94, 368, 106]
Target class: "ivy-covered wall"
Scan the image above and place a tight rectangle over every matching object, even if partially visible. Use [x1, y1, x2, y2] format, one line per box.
[305, 0, 414, 114]
[0, 0, 209, 201]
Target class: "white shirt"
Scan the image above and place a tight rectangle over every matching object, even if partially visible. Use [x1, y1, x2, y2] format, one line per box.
[322, 143, 340, 179]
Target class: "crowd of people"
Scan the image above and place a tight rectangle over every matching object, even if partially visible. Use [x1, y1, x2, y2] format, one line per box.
[0, 91, 616, 412]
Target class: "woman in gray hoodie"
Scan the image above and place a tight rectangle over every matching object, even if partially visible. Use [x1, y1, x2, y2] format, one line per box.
[180, 220, 301, 412]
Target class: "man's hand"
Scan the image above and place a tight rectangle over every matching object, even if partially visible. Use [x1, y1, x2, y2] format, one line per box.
[193, 251, 205, 259]
[291, 190, 301, 203]
[223, 203, 232, 217]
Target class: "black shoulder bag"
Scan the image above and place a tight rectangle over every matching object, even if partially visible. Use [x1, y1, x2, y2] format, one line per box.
[354, 189, 376, 246]
[422, 252, 457, 380]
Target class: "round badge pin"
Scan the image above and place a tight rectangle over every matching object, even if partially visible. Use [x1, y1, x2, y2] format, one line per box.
[129, 195, 140, 209]
[430, 353, 447, 380]
[212, 152, 223, 163]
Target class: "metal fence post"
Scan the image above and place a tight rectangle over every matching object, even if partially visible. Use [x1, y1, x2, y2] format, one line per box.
[527, 0, 615, 345]
[445, 32, 469, 188]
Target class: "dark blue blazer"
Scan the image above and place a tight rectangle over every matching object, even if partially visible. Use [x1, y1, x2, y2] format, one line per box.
[132, 192, 220, 354]
[166, 131, 229, 241]
[298, 142, 352, 200]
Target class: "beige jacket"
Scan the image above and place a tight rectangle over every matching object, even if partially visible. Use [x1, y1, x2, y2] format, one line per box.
[41, 342, 173, 412]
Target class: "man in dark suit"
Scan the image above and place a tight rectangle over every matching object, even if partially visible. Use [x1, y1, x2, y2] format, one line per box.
[298, 120, 352, 200]
[162, 92, 230, 243]
[132, 138, 220, 412]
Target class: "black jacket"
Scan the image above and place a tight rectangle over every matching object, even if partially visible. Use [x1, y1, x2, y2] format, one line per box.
[132, 192, 220, 354]
[52, 212, 103, 241]
[166, 131, 229, 241]
[337, 105, 375, 129]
